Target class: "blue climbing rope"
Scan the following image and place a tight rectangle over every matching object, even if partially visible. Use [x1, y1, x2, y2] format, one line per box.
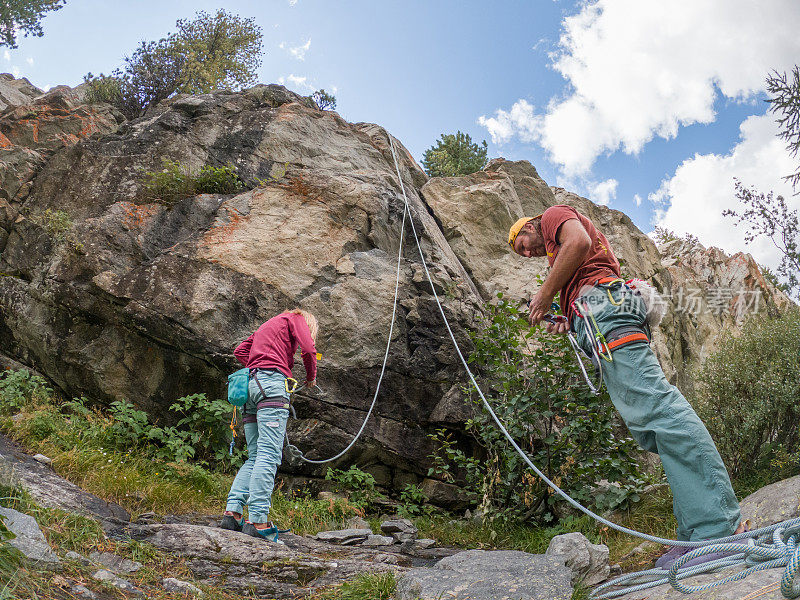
[385, 135, 800, 599]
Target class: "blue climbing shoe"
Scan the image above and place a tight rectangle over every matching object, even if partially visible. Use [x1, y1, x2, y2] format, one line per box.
[219, 514, 244, 532]
[242, 521, 290, 543]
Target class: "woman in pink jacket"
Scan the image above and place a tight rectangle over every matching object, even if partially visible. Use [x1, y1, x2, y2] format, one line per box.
[220, 309, 318, 542]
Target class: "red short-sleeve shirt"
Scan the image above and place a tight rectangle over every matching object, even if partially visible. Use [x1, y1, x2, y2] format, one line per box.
[539, 205, 620, 321]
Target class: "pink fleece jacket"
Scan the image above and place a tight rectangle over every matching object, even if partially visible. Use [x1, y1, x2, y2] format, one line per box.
[234, 312, 317, 381]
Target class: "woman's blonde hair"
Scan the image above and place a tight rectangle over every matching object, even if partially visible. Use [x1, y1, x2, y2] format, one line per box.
[288, 308, 318, 342]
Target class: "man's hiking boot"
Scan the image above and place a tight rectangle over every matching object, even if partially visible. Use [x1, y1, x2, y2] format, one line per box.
[242, 521, 289, 544]
[219, 514, 244, 532]
[655, 545, 690, 569]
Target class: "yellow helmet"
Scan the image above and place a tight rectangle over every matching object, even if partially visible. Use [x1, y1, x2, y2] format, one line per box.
[508, 217, 533, 248]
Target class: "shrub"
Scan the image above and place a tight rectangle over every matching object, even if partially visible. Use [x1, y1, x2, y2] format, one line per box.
[429, 293, 643, 524]
[141, 159, 243, 204]
[325, 465, 384, 507]
[397, 483, 430, 517]
[696, 309, 800, 478]
[0, 369, 52, 413]
[27, 208, 73, 240]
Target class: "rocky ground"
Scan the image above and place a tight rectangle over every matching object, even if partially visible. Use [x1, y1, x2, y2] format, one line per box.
[2, 433, 799, 599]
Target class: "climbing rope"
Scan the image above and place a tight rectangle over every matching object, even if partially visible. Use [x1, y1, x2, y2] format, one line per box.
[281, 185, 409, 465]
[384, 135, 800, 599]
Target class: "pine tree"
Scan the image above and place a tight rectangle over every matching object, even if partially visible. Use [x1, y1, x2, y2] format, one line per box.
[422, 131, 488, 177]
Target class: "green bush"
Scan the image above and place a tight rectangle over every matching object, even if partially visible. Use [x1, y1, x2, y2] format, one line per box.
[0, 369, 52, 414]
[27, 208, 73, 240]
[141, 159, 243, 205]
[429, 293, 643, 524]
[311, 89, 337, 110]
[397, 483, 431, 517]
[325, 466, 384, 507]
[697, 309, 800, 479]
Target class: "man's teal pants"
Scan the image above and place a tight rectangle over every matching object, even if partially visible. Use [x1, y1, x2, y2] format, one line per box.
[571, 280, 741, 541]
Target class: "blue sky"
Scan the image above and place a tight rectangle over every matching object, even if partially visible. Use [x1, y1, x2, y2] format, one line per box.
[6, 0, 800, 270]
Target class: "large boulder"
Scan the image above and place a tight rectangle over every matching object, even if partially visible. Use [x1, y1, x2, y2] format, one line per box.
[0, 84, 482, 491]
[738, 475, 800, 528]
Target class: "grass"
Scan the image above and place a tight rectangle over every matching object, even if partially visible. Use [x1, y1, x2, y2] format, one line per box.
[309, 572, 396, 600]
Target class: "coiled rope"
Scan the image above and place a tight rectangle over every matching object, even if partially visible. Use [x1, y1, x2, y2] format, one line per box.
[384, 135, 800, 599]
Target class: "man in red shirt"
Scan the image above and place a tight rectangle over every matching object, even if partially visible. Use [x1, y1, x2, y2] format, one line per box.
[509, 206, 743, 568]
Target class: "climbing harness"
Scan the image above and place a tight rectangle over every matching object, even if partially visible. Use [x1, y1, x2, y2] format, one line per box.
[384, 135, 800, 599]
[546, 277, 652, 396]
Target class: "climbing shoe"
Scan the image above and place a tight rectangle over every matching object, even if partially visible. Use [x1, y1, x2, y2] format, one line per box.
[655, 545, 690, 569]
[242, 521, 290, 543]
[219, 514, 244, 532]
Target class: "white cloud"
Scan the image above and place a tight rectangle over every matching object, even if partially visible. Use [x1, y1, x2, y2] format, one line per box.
[651, 113, 797, 271]
[11, 66, 19, 77]
[280, 38, 311, 61]
[25, 57, 33, 65]
[3, 50, 9, 61]
[278, 74, 314, 92]
[288, 0, 298, 5]
[479, 0, 800, 175]
[477, 99, 538, 145]
[634, 194, 642, 207]
[588, 178, 618, 206]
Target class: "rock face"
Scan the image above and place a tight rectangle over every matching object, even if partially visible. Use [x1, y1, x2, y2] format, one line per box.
[0, 75, 792, 496]
[0, 73, 41, 111]
[395, 549, 573, 600]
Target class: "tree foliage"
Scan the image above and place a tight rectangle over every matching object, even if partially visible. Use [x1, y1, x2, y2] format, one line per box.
[697, 309, 800, 479]
[422, 131, 488, 177]
[724, 180, 800, 296]
[723, 65, 800, 296]
[84, 9, 263, 119]
[767, 66, 800, 191]
[171, 9, 263, 94]
[429, 294, 643, 523]
[311, 89, 336, 110]
[0, 0, 64, 49]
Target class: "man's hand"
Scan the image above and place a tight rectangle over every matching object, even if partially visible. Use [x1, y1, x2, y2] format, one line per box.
[306, 379, 316, 389]
[544, 319, 570, 334]
[528, 291, 554, 326]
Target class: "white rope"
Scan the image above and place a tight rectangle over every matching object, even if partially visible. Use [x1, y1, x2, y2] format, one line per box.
[284, 170, 408, 464]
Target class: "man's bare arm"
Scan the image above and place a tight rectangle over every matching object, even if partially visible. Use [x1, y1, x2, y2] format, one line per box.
[529, 219, 591, 325]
